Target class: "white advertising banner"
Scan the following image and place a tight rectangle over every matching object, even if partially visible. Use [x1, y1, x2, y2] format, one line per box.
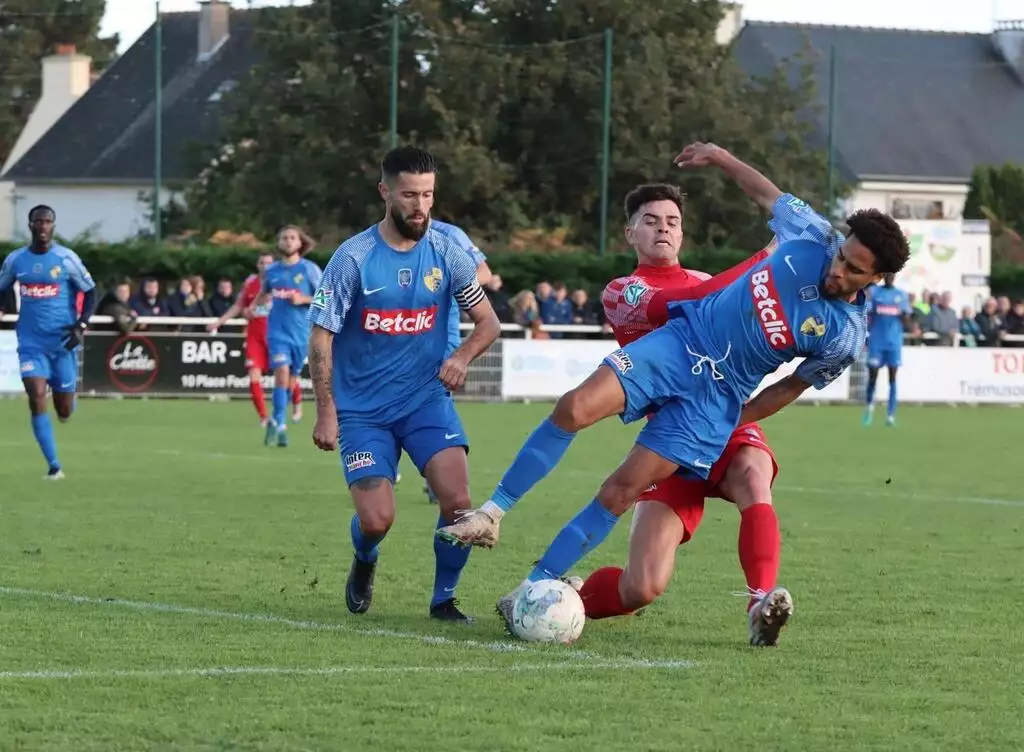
[500, 339, 851, 401]
[0, 331, 21, 393]
[870, 347, 1024, 404]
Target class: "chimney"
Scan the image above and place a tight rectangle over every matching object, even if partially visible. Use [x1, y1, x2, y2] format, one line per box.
[716, 2, 744, 46]
[993, 20, 1024, 84]
[1, 45, 92, 175]
[198, 0, 231, 61]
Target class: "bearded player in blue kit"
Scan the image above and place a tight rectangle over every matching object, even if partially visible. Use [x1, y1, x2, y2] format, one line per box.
[0, 205, 96, 479]
[863, 274, 912, 427]
[307, 146, 500, 622]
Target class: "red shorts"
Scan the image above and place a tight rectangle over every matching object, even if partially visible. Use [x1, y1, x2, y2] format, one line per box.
[244, 335, 269, 372]
[637, 423, 779, 543]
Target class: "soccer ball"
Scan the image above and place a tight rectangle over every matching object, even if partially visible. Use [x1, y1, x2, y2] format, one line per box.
[511, 579, 586, 645]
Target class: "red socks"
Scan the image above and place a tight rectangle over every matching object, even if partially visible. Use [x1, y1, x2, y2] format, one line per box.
[291, 382, 302, 406]
[738, 503, 781, 608]
[249, 381, 268, 420]
[579, 566, 634, 619]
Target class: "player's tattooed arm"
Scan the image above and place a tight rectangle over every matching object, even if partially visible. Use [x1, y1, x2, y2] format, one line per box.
[309, 325, 338, 451]
[738, 373, 809, 424]
[674, 142, 782, 212]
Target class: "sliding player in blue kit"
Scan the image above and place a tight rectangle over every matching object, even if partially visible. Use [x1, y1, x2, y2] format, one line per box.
[0, 206, 96, 478]
[307, 146, 500, 621]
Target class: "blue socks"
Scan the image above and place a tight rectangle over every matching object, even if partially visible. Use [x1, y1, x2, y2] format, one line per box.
[887, 378, 898, 418]
[491, 417, 575, 512]
[350, 514, 385, 564]
[528, 499, 620, 582]
[433, 515, 471, 606]
[272, 386, 288, 429]
[31, 414, 59, 470]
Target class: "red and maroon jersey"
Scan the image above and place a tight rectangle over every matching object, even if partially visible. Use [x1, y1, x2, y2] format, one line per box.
[239, 274, 270, 340]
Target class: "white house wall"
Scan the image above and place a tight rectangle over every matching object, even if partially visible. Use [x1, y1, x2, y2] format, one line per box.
[849, 181, 970, 219]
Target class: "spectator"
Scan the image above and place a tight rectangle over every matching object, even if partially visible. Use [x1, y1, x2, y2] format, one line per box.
[209, 278, 234, 317]
[131, 278, 165, 317]
[1005, 300, 1024, 348]
[484, 274, 512, 323]
[98, 281, 139, 333]
[570, 289, 599, 325]
[975, 297, 1004, 347]
[165, 278, 201, 318]
[923, 291, 958, 346]
[189, 275, 213, 318]
[543, 281, 573, 338]
[913, 289, 932, 317]
[510, 290, 549, 338]
[997, 296, 1012, 318]
[958, 306, 981, 347]
[535, 280, 553, 321]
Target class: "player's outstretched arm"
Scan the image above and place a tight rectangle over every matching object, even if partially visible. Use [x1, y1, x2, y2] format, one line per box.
[208, 297, 245, 332]
[308, 325, 338, 451]
[738, 374, 810, 424]
[674, 142, 782, 212]
[440, 295, 500, 390]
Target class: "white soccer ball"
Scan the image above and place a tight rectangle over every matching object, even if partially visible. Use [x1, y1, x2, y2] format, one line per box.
[511, 579, 586, 645]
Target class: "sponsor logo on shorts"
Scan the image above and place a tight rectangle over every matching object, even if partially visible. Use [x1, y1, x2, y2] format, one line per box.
[607, 349, 633, 373]
[750, 268, 794, 349]
[20, 283, 60, 298]
[692, 459, 712, 470]
[272, 352, 289, 364]
[344, 451, 375, 471]
[362, 306, 437, 335]
[20, 361, 35, 373]
[799, 315, 827, 337]
[799, 285, 819, 302]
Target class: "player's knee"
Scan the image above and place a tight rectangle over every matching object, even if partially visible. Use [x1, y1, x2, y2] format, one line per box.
[596, 475, 643, 516]
[358, 512, 393, 539]
[55, 406, 72, 422]
[724, 449, 774, 510]
[551, 389, 589, 432]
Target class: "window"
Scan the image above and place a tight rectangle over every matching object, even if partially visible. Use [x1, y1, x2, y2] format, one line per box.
[890, 198, 945, 220]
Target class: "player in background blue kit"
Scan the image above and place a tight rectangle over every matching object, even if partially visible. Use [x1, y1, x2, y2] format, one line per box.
[0, 206, 96, 479]
[864, 275, 912, 427]
[420, 220, 491, 503]
[307, 146, 500, 622]
[261, 226, 322, 448]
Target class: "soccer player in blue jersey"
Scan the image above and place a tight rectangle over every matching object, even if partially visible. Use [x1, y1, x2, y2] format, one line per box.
[864, 274, 912, 427]
[307, 146, 500, 621]
[421, 220, 491, 503]
[444, 196, 908, 635]
[0, 206, 96, 479]
[262, 225, 322, 447]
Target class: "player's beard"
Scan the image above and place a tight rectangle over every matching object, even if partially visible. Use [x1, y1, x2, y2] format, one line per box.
[390, 208, 429, 241]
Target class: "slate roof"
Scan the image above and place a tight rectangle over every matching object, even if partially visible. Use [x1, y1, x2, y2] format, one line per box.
[4, 9, 260, 183]
[732, 22, 1024, 183]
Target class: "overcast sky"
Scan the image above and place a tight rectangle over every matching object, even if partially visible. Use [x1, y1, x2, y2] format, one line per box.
[100, 0, 1024, 53]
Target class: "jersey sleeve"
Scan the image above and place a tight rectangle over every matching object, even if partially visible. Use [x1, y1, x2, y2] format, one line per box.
[446, 241, 485, 311]
[62, 249, 96, 293]
[305, 260, 324, 294]
[768, 194, 837, 251]
[794, 320, 864, 390]
[0, 252, 16, 291]
[308, 250, 360, 333]
[446, 225, 487, 267]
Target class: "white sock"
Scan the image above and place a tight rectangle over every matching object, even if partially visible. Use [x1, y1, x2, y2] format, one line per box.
[481, 500, 505, 521]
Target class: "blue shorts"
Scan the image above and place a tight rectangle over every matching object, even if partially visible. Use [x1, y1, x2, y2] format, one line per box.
[338, 393, 468, 486]
[601, 321, 742, 480]
[268, 338, 305, 374]
[867, 344, 901, 369]
[19, 348, 78, 392]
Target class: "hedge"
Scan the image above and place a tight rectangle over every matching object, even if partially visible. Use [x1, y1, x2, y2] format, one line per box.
[2, 241, 1022, 297]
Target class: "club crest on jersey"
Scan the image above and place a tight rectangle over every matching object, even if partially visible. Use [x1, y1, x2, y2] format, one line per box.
[623, 282, 648, 307]
[800, 315, 827, 337]
[799, 285, 819, 302]
[311, 287, 331, 310]
[398, 268, 412, 287]
[293, 273, 304, 285]
[423, 267, 443, 292]
[49, 265, 61, 279]
[32, 263, 42, 273]
[750, 268, 794, 350]
[344, 451, 375, 471]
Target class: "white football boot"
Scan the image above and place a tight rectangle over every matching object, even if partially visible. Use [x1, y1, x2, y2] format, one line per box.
[747, 586, 794, 647]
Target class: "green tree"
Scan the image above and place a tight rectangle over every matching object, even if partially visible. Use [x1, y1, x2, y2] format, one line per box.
[964, 163, 1024, 264]
[0, 0, 117, 168]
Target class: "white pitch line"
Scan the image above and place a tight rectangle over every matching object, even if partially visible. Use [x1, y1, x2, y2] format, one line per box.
[0, 586, 695, 670]
[0, 660, 679, 682]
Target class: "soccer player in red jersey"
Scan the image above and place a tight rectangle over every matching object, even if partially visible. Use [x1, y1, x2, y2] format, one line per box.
[209, 250, 277, 426]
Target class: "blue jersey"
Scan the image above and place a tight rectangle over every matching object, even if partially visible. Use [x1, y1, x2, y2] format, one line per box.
[0, 245, 95, 351]
[867, 285, 910, 350]
[669, 195, 864, 401]
[264, 258, 322, 345]
[431, 220, 486, 357]
[309, 224, 484, 423]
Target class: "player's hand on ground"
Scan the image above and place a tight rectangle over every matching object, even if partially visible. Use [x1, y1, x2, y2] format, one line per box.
[312, 413, 339, 452]
[673, 142, 721, 169]
[439, 354, 469, 390]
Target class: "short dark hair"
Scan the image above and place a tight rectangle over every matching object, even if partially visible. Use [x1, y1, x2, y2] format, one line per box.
[845, 210, 910, 275]
[381, 146, 436, 183]
[28, 205, 55, 221]
[624, 184, 685, 222]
